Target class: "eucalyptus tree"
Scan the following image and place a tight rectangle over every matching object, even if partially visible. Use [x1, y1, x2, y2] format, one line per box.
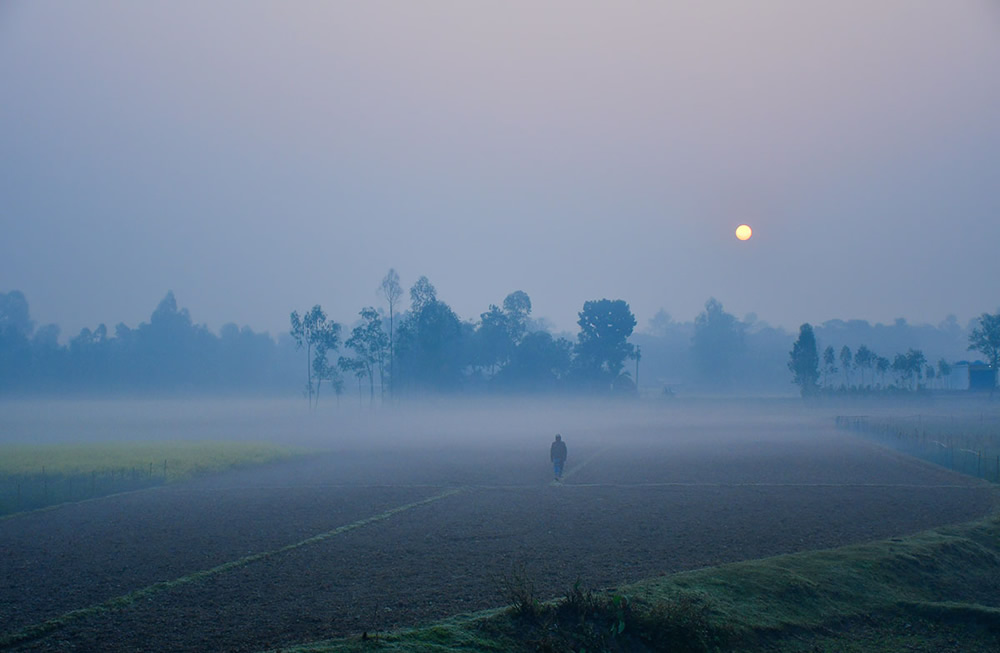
[337, 356, 368, 405]
[378, 269, 403, 396]
[341, 307, 389, 404]
[854, 345, 875, 388]
[290, 305, 341, 408]
[313, 354, 343, 406]
[822, 346, 837, 388]
[907, 349, 927, 388]
[875, 355, 890, 387]
[892, 348, 926, 390]
[839, 345, 853, 387]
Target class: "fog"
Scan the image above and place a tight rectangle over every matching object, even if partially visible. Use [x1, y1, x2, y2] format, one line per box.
[4, 394, 998, 649]
[2, 395, 988, 451]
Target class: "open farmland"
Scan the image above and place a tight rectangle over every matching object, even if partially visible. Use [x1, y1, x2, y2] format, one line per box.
[0, 400, 996, 652]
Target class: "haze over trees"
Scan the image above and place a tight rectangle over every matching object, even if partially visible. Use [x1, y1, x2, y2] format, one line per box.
[0, 290, 299, 394]
[691, 298, 746, 390]
[788, 324, 820, 397]
[0, 282, 991, 398]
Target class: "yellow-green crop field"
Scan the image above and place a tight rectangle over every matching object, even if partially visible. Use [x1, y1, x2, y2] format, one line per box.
[0, 441, 305, 516]
[0, 440, 302, 480]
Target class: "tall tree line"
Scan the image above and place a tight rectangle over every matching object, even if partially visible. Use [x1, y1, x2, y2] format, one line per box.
[290, 274, 641, 403]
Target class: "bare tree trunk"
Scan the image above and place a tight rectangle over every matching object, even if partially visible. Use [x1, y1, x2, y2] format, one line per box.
[306, 343, 313, 409]
[388, 306, 394, 400]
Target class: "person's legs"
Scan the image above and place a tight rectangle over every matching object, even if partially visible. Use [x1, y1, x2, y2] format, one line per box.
[553, 459, 564, 478]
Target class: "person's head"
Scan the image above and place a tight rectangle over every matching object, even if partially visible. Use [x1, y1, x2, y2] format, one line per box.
[555, 434, 561, 441]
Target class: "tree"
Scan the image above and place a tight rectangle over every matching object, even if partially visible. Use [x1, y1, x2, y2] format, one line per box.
[937, 358, 953, 389]
[313, 352, 342, 406]
[502, 291, 532, 343]
[337, 355, 367, 405]
[341, 307, 389, 404]
[968, 313, 1000, 384]
[378, 269, 403, 397]
[647, 309, 672, 337]
[691, 298, 745, 388]
[891, 353, 909, 387]
[394, 292, 465, 393]
[875, 355, 890, 387]
[822, 346, 837, 388]
[788, 323, 820, 397]
[476, 304, 513, 377]
[409, 276, 437, 313]
[892, 348, 926, 390]
[0, 290, 34, 337]
[290, 305, 340, 408]
[907, 349, 927, 389]
[839, 345, 853, 387]
[572, 299, 636, 391]
[853, 345, 875, 388]
[495, 331, 573, 392]
[0, 290, 34, 389]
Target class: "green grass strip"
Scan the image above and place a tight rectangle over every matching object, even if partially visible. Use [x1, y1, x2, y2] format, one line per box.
[0, 487, 464, 649]
[282, 511, 1000, 652]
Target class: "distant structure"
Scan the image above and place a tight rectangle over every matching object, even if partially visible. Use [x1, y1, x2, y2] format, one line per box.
[968, 363, 997, 391]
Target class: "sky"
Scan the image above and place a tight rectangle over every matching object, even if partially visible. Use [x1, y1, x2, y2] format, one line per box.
[2, 1, 999, 339]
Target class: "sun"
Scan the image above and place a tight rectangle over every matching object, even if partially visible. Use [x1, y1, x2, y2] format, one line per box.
[735, 224, 752, 241]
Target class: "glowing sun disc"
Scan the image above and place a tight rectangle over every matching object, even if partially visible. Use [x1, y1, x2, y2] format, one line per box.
[735, 224, 752, 241]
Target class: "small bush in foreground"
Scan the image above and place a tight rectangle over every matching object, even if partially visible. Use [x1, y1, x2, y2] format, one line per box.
[493, 576, 726, 653]
[635, 593, 720, 652]
[496, 562, 543, 621]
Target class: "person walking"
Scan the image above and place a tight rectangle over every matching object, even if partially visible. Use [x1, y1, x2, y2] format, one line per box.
[550, 434, 567, 481]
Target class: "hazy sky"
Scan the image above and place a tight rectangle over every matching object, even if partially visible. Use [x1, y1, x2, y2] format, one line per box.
[2, 1, 999, 338]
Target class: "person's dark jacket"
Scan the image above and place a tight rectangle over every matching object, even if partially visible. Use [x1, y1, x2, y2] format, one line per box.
[550, 440, 567, 462]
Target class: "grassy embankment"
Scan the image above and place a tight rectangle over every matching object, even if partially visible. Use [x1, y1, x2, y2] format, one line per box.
[279, 513, 1000, 652]
[0, 441, 302, 516]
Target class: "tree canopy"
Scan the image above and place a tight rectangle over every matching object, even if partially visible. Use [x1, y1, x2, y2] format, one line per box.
[788, 323, 820, 396]
[572, 299, 637, 390]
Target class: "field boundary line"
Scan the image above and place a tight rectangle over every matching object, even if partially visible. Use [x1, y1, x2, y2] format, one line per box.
[0, 485, 167, 522]
[108, 481, 993, 491]
[553, 446, 610, 485]
[0, 487, 464, 649]
[560, 482, 991, 489]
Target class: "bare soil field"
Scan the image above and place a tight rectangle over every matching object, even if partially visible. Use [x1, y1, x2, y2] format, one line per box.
[1, 412, 995, 652]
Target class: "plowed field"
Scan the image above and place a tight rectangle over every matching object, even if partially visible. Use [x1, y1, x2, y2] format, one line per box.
[1, 417, 994, 652]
